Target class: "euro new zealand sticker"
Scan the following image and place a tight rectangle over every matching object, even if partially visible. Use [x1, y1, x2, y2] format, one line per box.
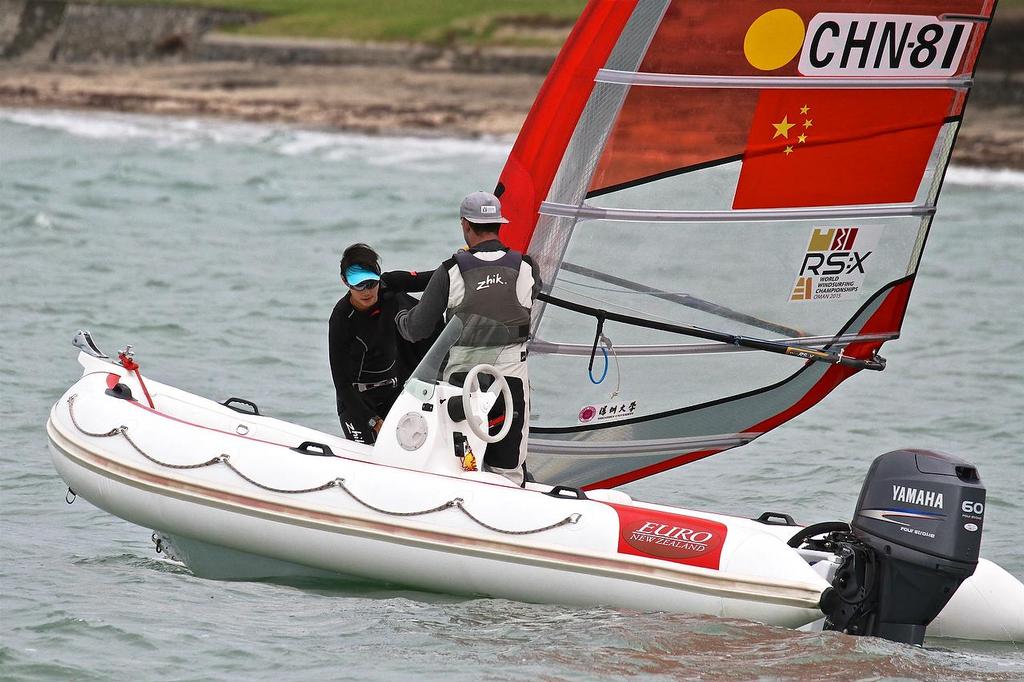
[790, 226, 882, 302]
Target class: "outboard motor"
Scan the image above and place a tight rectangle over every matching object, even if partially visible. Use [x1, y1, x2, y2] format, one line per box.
[818, 449, 985, 645]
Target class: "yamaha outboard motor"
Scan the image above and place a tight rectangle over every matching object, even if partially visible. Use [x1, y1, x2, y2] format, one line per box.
[817, 449, 985, 645]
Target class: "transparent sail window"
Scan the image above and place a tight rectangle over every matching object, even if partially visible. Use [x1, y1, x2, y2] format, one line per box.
[544, 215, 925, 340]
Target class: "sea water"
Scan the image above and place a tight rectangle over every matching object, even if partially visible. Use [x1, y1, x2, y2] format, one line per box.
[1, 109, 1022, 680]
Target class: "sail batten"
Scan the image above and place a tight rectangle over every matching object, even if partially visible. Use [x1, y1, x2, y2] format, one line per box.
[495, 0, 995, 487]
[540, 202, 936, 222]
[596, 70, 973, 89]
[531, 332, 898, 358]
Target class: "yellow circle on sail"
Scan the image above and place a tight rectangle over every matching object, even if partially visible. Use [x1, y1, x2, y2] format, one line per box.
[743, 9, 805, 71]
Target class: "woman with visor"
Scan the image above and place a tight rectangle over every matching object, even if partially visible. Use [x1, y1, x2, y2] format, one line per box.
[328, 243, 435, 444]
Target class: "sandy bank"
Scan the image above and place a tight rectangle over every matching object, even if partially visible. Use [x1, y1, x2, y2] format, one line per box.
[0, 61, 544, 139]
[3, 60, 1023, 170]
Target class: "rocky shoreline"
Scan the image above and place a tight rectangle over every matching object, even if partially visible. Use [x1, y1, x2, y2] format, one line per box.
[1, 0, 1022, 168]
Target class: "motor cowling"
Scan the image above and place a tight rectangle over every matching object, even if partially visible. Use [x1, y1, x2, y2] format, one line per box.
[820, 449, 985, 645]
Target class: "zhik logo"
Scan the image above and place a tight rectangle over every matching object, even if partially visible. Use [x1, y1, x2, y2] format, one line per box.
[476, 274, 506, 290]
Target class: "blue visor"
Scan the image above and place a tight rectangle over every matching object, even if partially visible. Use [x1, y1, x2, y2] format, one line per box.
[345, 265, 381, 286]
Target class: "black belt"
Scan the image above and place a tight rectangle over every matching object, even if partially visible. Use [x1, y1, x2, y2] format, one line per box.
[354, 378, 398, 392]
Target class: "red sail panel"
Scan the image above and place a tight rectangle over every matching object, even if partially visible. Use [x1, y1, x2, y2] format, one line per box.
[732, 89, 955, 209]
[496, 0, 638, 253]
[589, 88, 758, 194]
[589, 0, 992, 197]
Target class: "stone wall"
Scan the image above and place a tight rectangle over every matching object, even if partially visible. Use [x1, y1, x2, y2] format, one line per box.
[0, 1, 557, 73]
[0, 1, 256, 63]
[52, 3, 256, 62]
[0, 1, 556, 73]
[981, 10, 1024, 73]
[195, 34, 446, 69]
[0, 1, 28, 51]
[1, 0, 66, 59]
[196, 34, 556, 74]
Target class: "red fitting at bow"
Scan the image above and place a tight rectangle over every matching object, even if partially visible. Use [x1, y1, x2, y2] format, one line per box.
[117, 351, 154, 408]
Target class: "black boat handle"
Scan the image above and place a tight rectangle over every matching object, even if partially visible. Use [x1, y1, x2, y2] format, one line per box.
[222, 397, 260, 416]
[291, 441, 335, 457]
[755, 511, 798, 526]
[546, 485, 588, 500]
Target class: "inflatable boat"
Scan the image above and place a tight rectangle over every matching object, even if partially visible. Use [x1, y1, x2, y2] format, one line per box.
[48, 0, 1022, 646]
[48, 330, 1024, 644]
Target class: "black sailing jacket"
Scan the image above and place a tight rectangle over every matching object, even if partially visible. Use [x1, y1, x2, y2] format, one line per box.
[328, 271, 436, 431]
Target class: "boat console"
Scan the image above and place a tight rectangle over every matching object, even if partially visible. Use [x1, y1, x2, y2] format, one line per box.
[372, 314, 521, 483]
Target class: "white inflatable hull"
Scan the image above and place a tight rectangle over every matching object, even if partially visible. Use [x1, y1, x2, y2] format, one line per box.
[47, 354, 1024, 641]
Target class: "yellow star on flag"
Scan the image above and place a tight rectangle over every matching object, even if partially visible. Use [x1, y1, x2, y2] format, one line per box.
[800, 105, 810, 115]
[783, 145, 794, 155]
[803, 119, 813, 129]
[772, 115, 795, 139]
[797, 134, 807, 143]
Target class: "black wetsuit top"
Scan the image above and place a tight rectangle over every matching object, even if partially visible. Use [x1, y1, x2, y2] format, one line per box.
[328, 271, 435, 443]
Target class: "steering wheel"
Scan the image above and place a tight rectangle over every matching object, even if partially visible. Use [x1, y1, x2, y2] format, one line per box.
[461, 364, 513, 444]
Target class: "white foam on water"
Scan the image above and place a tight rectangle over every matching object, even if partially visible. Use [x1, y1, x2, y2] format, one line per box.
[6, 108, 1018, 185]
[0, 108, 265, 148]
[944, 165, 1024, 189]
[0, 108, 511, 166]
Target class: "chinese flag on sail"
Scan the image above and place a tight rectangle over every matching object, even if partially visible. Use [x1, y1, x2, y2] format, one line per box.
[732, 89, 955, 209]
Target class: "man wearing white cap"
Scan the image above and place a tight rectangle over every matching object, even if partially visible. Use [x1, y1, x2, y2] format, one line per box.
[396, 191, 540, 486]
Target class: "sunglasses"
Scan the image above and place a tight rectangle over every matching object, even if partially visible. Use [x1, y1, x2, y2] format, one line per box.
[347, 279, 379, 291]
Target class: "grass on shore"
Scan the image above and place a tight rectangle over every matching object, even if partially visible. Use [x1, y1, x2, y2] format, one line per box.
[90, 0, 589, 46]
[81, 1, 1024, 47]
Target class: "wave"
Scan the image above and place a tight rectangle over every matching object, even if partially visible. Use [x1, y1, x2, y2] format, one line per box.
[0, 108, 511, 166]
[5, 108, 1021, 186]
[944, 165, 1024, 189]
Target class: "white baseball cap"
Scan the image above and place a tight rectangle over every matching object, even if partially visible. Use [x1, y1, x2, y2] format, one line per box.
[459, 191, 509, 224]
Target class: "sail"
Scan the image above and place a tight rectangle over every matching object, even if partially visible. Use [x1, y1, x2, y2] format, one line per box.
[496, 0, 996, 489]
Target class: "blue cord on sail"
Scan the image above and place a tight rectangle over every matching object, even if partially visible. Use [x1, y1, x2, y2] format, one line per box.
[589, 346, 609, 384]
